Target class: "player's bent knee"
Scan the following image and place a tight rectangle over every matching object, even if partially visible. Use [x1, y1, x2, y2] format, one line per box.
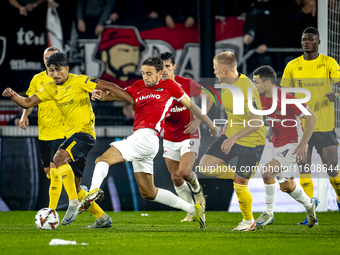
[95, 156, 110, 165]
[53, 149, 70, 167]
[328, 168, 338, 178]
[280, 186, 289, 193]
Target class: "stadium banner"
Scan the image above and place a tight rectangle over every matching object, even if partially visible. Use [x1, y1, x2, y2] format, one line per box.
[0, 2, 47, 93]
[80, 16, 244, 88]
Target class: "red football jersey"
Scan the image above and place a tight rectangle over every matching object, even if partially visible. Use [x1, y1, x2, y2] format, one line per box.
[260, 87, 306, 148]
[125, 79, 186, 136]
[163, 76, 202, 142]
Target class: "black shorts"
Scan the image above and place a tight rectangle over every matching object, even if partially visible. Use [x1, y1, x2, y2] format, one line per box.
[59, 132, 96, 177]
[308, 130, 339, 156]
[204, 134, 264, 179]
[39, 139, 65, 168]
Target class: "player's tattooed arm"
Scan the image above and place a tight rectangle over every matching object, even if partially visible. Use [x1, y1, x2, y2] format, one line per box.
[2, 87, 41, 109]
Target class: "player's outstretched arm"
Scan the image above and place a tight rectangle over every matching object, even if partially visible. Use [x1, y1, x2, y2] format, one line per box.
[179, 94, 217, 136]
[91, 89, 124, 101]
[2, 88, 41, 109]
[95, 80, 134, 105]
[292, 108, 317, 163]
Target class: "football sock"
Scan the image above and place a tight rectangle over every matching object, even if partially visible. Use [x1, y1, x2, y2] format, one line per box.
[217, 163, 236, 179]
[329, 171, 340, 201]
[90, 161, 109, 191]
[300, 173, 314, 198]
[234, 182, 253, 221]
[174, 182, 194, 205]
[288, 184, 312, 209]
[48, 167, 62, 210]
[46, 173, 51, 179]
[153, 188, 196, 215]
[263, 183, 277, 215]
[58, 164, 78, 202]
[187, 172, 200, 193]
[78, 187, 104, 218]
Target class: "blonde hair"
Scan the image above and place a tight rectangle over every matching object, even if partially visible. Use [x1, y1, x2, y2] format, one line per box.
[213, 51, 237, 68]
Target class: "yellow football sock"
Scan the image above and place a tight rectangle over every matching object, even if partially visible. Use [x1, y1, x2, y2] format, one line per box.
[234, 182, 253, 221]
[58, 164, 78, 201]
[199, 164, 235, 179]
[300, 173, 314, 198]
[48, 168, 62, 210]
[77, 188, 104, 218]
[329, 171, 340, 201]
[46, 173, 51, 179]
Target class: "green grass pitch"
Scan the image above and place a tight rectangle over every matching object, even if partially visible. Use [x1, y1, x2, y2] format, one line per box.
[1, 210, 340, 255]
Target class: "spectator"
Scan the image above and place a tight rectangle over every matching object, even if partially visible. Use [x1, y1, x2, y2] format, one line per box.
[122, 102, 134, 125]
[243, 0, 285, 74]
[109, 0, 158, 25]
[157, 0, 197, 29]
[213, 0, 252, 17]
[77, 0, 115, 39]
[51, 0, 78, 45]
[285, 0, 317, 47]
[9, 0, 47, 16]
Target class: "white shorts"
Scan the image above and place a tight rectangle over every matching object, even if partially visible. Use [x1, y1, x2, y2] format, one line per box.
[163, 139, 200, 162]
[272, 143, 299, 183]
[110, 128, 159, 175]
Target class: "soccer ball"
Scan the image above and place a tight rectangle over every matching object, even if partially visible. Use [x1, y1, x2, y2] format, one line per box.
[35, 208, 59, 230]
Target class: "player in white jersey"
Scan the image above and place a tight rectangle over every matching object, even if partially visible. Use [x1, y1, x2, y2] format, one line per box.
[159, 52, 214, 222]
[77, 56, 218, 229]
[252, 66, 317, 229]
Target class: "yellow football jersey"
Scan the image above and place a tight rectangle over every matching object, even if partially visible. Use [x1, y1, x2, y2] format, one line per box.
[222, 73, 266, 147]
[26, 71, 65, 141]
[35, 73, 97, 139]
[281, 54, 340, 132]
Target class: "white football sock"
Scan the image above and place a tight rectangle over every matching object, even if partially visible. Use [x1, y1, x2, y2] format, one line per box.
[153, 188, 196, 215]
[288, 184, 313, 209]
[174, 182, 194, 205]
[243, 217, 254, 224]
[90, 161, 109, 191]
[187, 172, 200, 193]
[264, 183, 277, 215]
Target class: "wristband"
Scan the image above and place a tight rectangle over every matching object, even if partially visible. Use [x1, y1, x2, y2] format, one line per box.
[336, 92, 340, 100]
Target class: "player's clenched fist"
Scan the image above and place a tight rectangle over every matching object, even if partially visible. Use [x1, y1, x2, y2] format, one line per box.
[2, 88, 15, 97]
[91, 89, 102, 100]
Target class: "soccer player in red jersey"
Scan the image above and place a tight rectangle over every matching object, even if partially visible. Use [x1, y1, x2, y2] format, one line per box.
[79, 56, 217, 229]
[252, 66, 318, 229]
[159, 52, 213, 222]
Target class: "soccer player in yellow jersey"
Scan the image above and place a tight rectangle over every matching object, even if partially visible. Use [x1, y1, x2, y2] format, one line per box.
[281, 27, 340, 224]
[19, 47, 65, 212]
[199, 51, 266, 231]
[3, 52, 135, 228]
